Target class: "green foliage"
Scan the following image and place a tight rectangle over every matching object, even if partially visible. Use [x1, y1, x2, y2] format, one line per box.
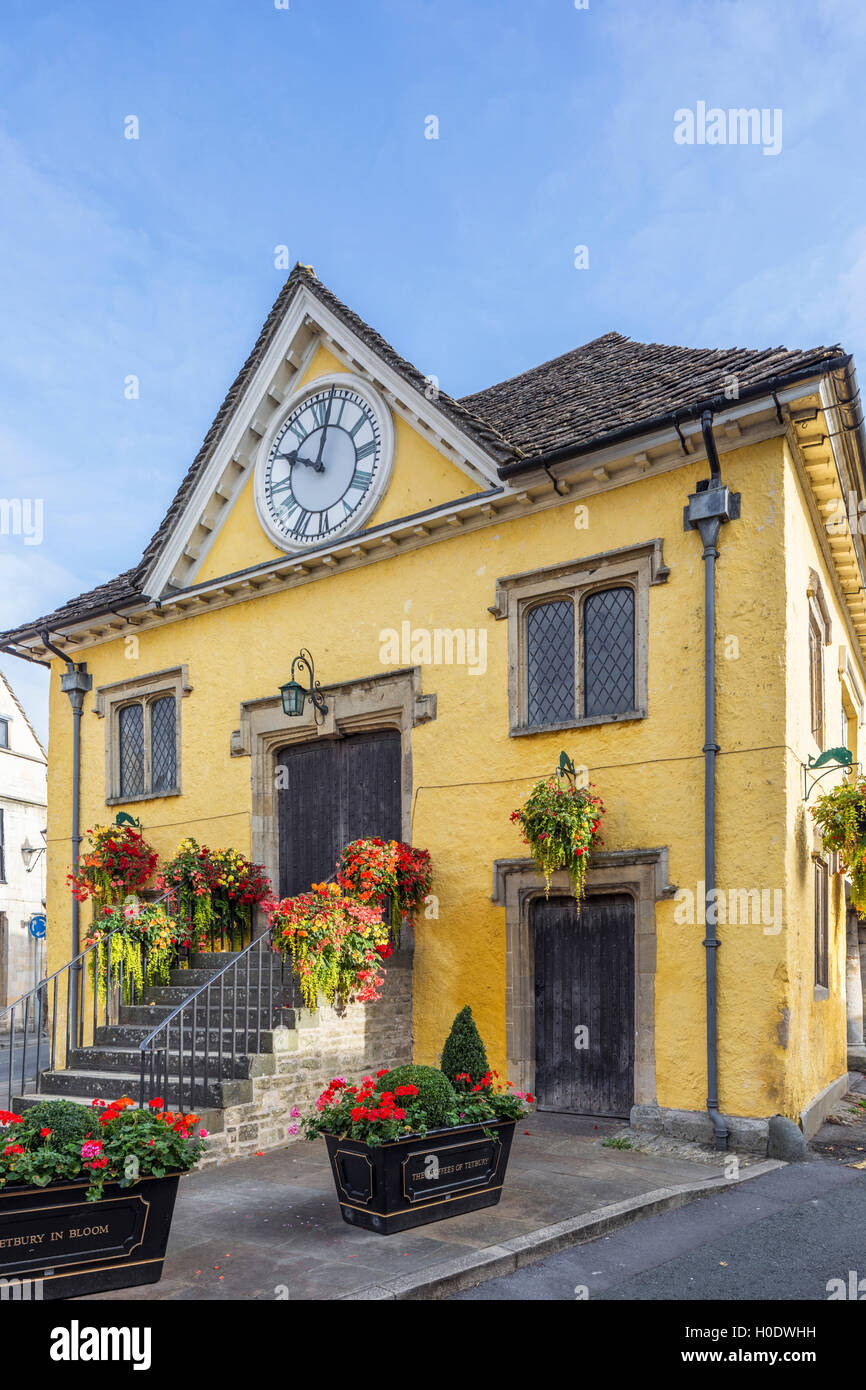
[511, 774, 605, 902]
[375, 1064, 457, 1128]
[19, 1100, 96, 1147]
[440, 1006, 490, 1092]
[601, 1136, 633, 1150]
[1, 1097, 206, 1201]
[811, 778, 866, 912]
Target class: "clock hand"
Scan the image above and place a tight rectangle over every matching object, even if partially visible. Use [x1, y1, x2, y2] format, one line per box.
[276, 446, 322, 471]
[311, 388, 335, 473]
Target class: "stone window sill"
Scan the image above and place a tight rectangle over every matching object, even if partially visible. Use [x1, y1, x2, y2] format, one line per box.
[510, 709, 646, 737]
[106, 788, 181, 807]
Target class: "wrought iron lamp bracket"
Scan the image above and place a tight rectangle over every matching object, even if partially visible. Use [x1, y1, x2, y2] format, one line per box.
[291, 648, 329, 724]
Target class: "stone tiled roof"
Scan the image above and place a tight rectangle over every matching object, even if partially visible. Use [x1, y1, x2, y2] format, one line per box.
[0, 271, 847, 647]
[460, 332, 844, 459]
[0, 570, 144, 650]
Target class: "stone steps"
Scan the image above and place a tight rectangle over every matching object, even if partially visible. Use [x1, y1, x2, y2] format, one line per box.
[118, 1002, 291, 1029]
[66, 1045, 276, 1082]
[35, 1067, 252, 1110]
[94, 1022, 300, 1051]
[141, 983, 294, 1006]
[19, 948, 301, 1114]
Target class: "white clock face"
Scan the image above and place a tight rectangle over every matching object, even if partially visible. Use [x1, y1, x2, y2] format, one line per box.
[258, 380, 390, 550]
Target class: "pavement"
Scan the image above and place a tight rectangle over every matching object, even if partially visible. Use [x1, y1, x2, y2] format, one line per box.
[452, 1156, 866, 1301]
[76, 1110, 777, 1302]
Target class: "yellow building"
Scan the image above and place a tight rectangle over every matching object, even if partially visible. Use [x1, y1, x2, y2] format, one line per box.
[4, 265, 864, 1154]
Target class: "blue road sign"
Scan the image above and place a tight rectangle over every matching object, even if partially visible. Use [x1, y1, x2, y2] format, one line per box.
[28, 914, 46, 940]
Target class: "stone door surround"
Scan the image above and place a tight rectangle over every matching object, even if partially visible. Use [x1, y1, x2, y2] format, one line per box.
[492, 848, 674, 1104]
[231, 666, 436, 909]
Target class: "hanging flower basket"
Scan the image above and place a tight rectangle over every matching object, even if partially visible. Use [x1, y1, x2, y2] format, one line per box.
[156, 838, 274, 950]
[511, 772, 605, 905]
[84, 901, 183, 1004]
[336, 838, 432, 945]
[811, 777, 866, 912]
[269, 882, 391, 1009]
[68, 824, 158, 905]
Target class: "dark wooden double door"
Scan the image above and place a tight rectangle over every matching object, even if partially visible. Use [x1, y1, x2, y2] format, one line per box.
[276, 730, 403, 897]
[533, 893, 635, 1117]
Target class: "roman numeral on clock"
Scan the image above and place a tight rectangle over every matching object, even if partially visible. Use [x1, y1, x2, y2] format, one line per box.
[310, 397, 330, 428]
[351, 467, 373, 491]
[355, 440, 376, 462]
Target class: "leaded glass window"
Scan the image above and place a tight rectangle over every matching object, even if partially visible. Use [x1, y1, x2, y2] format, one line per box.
[115, 693, 178, 799]
[118, 703, 145, 798]
[583, 586, 635, 717]
[526, 599, 575, 726]
[150, 696, 177, 793]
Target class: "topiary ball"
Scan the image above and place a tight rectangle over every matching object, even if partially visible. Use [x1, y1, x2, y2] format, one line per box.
[20, 1099, 97, 1147]
[376, 1064, 457, 1129]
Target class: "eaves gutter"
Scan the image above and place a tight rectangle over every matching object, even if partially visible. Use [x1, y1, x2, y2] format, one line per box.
[0, 597, 144, 657]
[496, 353, 854, 481]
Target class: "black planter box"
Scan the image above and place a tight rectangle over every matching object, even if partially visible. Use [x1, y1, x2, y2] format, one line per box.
[324, 1119, 516, 1234]
[0, 1173, 180, 1300]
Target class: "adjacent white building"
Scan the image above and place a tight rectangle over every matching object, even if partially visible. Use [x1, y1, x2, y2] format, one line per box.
[0, 671, 47, 1018]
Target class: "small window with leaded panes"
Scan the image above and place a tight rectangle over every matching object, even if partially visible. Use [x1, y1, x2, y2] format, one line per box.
[95, 667, 190, 805]
[117, 694, 177, 799]
[490, 540, 668, 736]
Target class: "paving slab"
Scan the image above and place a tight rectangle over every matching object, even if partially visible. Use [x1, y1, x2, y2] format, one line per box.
[75, 1112, 776, 1302]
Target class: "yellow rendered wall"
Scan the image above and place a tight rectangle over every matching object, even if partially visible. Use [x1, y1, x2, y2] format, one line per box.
[780, 440, 853, 1116]
[42, 433, 850, 1121]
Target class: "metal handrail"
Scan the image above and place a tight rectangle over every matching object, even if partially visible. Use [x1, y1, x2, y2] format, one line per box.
[137, 928, 292, 1112]
[2, 887, 186, 1111]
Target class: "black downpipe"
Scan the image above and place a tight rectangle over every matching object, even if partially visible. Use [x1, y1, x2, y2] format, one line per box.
[40, 632, 92, 1042]
[684, 413, 740, 1151]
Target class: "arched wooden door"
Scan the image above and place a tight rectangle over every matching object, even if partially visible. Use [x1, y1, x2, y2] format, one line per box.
[276, 730, 402, 897]
[532, 892, 635, 1117]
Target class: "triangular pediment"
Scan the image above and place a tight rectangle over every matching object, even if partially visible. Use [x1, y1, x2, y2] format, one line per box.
[143, 266, 518, 597]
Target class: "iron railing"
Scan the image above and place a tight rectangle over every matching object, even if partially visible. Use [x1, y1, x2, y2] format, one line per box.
[137, 930, 294, 1111]
[0, 902, 158, 1113]
[0, 890, 259, 1113]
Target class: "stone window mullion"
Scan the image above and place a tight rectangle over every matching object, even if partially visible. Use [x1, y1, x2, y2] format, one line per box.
[573, 587, 584, 721]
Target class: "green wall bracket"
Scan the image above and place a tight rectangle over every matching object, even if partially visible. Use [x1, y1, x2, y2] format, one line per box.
[802, 746, 856, 802]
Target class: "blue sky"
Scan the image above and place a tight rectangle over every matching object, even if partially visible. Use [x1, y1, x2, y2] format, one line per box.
[1, 0, 864, 741]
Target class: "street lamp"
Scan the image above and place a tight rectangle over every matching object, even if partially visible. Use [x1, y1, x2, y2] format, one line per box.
[280, 648, 329, 723]
[21, 833, 46, 873]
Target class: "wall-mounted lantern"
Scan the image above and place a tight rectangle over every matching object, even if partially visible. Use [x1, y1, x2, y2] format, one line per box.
[21, 829, 46, 874]
[280, 648, 329, 724]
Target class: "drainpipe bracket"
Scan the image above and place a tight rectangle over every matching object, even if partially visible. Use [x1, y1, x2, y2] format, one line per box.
[60, 666, 93, 696]
[683, 487, 741, 532]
